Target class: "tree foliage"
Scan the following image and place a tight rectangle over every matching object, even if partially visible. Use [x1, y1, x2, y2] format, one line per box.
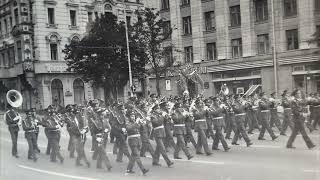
[130, 8, 173, 96]
[63, 13, 145, 102]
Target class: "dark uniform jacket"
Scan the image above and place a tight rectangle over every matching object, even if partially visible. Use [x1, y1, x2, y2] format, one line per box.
[22, 117, 36, 133]
[171, 110, 188, 135]
[191, 106, 208, 131]
[5, 110, 20, 128]
[150, 112, 166, 138]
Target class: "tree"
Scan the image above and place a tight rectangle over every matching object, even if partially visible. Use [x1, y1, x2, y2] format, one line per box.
[64, 13, 145, 102]
[130, 8, 173, 96]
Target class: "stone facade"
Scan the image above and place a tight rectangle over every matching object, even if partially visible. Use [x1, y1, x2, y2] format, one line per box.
[146, 0, 320, 97]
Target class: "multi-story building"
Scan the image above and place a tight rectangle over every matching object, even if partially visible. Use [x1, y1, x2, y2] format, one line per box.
[145, 0, 320, 97]
[0, 0, 143, 110]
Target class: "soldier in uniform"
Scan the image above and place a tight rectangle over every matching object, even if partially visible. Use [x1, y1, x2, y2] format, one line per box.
[42, 106, 64, 163]
[150, 104, 174, 167]
[30, 108, 41, 153]
[231, 95, 253, 147]
[258, 92, 278, 141]
[92, 108, 112, 171]
[311, 93, 320, 130]
[160, 101, 176, 152]
[287, 89, 316, 149]
[110, 104, 131, 162]
[280, 90, 294, 136]
[64, 105, 90, 167]
[182, 99, 197, 149]
[204, 99, 215, 141]
[224, 95, 237, 140]
[269, 92, 282, 132]
[4, 104, 21, 158]
[125, 110, 149, 175]
[191, 98, 212, 156]
[22, 110, 38, 162]
[171, 102, 193, 160]
[211, 97, 230, 151]
[87, 100, 99, 152]
[247, 94, 260, 134]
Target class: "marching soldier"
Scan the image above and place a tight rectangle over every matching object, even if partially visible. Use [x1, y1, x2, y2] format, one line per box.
[64, 105, 90, 167]
[191, 98, 212, 156]
[171, 102, 193, 160]
[42, 105, 64, 163]
[224, 95, 237, 140]
[182, 99, 197, 149]
[231, 95, 253, 147]
[4, 104, 21, 158]
[92, 108, 112, 171]
[150, 104, 174, 167]
[87, 99, 99, 152]
[22, 110, 38, 162]
[311, 93, 320, 130]
[125, 110, 149, 175]
[286, 89, 316, 149]
[258, 92, 278, 141]
[30, 108, 41, 153]
[160, 102, 176, 152]
[247, 94, 260, 134]
[269, 92, 282, 132]
[280, 90, 294, 136]
[211, 97, 230, 151]
[204, 99, 215, 141]
[110, 104, 131, 162]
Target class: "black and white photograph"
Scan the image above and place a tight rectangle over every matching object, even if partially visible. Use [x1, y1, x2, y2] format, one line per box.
[0, 0, 319, 180]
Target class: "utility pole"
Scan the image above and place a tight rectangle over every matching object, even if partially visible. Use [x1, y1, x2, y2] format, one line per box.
[122, 0, 133, 97]
[271, 0, 278, 96]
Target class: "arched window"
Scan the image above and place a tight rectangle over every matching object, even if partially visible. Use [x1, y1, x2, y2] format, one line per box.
[73, 78, 85, 105]
[104, 4, 112, 15]
[51, 79, 64, 107]
[71, 36, 80, 43]
[46, 33, 61, 61]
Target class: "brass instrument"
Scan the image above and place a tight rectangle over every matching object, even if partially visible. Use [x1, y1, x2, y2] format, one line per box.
[6, 90, 23, 108]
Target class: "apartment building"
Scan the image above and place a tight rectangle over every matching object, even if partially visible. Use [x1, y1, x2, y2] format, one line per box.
[145, 0, 320, 97]
[0, 0, 143, 110]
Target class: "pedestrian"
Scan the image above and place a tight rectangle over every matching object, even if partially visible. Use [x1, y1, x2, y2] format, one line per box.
[4, 104, 21, 158]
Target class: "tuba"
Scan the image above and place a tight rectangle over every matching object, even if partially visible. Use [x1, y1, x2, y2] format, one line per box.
[7, 90, 23, 108]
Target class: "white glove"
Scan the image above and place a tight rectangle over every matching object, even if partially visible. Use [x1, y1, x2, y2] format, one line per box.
[104, 129, 109, 133]
[13, 116, 21, 121]
[121, 128, 127, 133]
[55, 125, 60, 128]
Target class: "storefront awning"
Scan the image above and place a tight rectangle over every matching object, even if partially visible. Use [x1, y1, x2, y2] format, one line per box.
[292, 70, 320, 75]
[212, 75, 261, 82]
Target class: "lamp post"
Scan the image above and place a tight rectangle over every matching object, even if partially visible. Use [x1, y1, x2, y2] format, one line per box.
[122, 0, 133, 97]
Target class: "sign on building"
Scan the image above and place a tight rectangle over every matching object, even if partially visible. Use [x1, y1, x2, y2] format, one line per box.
[165, 79, 171, 91]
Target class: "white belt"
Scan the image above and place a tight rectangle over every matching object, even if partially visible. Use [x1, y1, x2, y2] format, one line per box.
[154, 125, 164, 130]
[26, 130, 36, 132]
[284, 108, 291, 110]
[235, 113, 246, 116]
[174, 124, 185, 127]
[213, 117, 223, 119]
[195, 119, 206, 122]
[314, 105, 320, 107]
[261, 110, 270, 112]
[128, 134, 140, 138]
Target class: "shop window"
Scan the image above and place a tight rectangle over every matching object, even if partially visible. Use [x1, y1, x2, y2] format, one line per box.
[183, 16, 192, 35]
[88, 12, 93, 23]
[255, 0, 268, 22]
[257, 34, 269, 54]
[232, 38, 242, 58]
[204, 11, 215, 31]
[286, 29, 299, 50]
[294, 75, 304, 89]
[284, 0, 297, 17]
[230, 5, 241, 27]
[163, 21, 171, 38]
[184, 46, 193, 63]
[181, 0, 190, 6]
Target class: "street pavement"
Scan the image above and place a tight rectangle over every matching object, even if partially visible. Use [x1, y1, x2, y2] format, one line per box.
[0, 114, 319, 180]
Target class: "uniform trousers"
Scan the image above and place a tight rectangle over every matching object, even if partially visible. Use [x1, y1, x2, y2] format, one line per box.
[174, 134, 191, 158]
[281, 109, 294, 134]
[258, 111, 277, 139]
[25, 132, 37, 160]
[196, 129, 211, 154]
[287, 116, 315, 148]
[47, 130, 63, 162]
[8, 125, 19, 156]
[127, 137, 145, 172]
[213, 126, 229, 150]
[232, 114, 251, 145]
[270, 109, 282, 131]
[153, 137, 172, 165]
[72, 135, 90, 165]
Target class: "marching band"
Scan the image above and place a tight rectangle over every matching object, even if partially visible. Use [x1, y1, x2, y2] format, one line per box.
[3, 89, 319, 175]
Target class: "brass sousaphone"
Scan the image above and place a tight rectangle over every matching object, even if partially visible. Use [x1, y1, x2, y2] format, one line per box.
[6, 90, 23, 108]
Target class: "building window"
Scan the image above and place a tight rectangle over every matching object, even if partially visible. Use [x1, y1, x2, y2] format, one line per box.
[316, 25, 320, 46]
[71, 36, 80, 43]
[163, 21, 171, 38]
[184, 46, 193, 63]
[14, 9, 19, 25]
[70, 10, 77, 26]
[161, 0, 170, 10]
[126, 16, 131, 27]
[316, 0, 320, 11]
[255, 0, 268, 22]
[284, 0, 297, 17]
[0, 22, 2, 36]
[183, 16, 192, 35]
[88, 12, 93, 23]
[181, 0, 190, 6]
[286, 29, 299, 50]
[257, 34, 269, 54]
[231, 38, 242, 58]
[207, 43, 217, 60]
[17, 41, 22, 63]
[50, 43, 58, 60]
[4, 19, 8, 34]
[164, 47, 173, 66]
[48, 8, 55, 25]
[204, 11, 215, 31]
[230, 6, 241, 27]
[9, 17, 12, 31]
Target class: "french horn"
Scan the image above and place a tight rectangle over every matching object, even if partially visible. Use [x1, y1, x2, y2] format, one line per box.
[6, 90, 23, 108]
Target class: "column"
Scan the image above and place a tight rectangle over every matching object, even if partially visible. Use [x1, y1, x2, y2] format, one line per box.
[170, 0, 183, 64]
[240, 0, 256, 57]
[191, 0, 205, 63]
[298, 0, 316, 49]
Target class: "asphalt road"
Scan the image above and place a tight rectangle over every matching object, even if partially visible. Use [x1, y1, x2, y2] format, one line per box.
[0, 116, 319, 180]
